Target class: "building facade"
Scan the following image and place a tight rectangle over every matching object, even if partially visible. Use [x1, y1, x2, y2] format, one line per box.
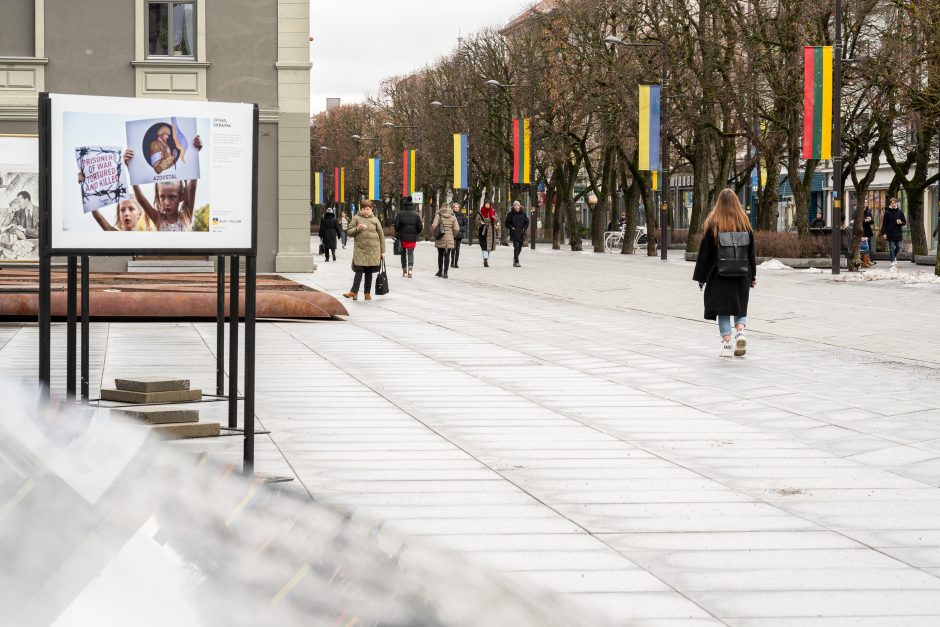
[0, 0, 314, 272]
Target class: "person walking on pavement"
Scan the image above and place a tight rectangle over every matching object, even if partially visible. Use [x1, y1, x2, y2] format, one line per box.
[692, 189, 757, 358]
[394, 196, 422, 278]
[343, 200, 385, 301]
[478, 201, 498, 267]
[860, 207, 876, 268]
[881, 198, 906, 267]
[505, 200, 530, 267]
[431, 203, 460, 278]
[451, 203, 468, 268]
[318, 207, 341, 262]
[339, 211, 349, 248]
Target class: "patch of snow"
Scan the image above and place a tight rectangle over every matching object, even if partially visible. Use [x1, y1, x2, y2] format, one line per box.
[758, 259, 793, 270]
[801, 268, 824, 274]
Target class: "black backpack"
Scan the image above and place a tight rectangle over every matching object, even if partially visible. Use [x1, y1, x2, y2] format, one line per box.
[716, 231, 750, 278]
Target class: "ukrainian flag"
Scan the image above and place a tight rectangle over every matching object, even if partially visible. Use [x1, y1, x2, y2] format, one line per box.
[453, 133, 468, 190]
[314, 171, 324, 205]
[638, 85, 661, 171]
[368, 158, 381, 200]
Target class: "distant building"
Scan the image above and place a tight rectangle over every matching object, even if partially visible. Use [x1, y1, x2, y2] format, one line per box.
[0, 0, 314, 272]
[326, 98, 341, 111]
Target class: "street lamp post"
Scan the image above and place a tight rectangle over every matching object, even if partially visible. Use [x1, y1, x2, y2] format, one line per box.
[830, 0, 844, 274]
[604, 36, 670, 261]
[486, 80, 538, 250]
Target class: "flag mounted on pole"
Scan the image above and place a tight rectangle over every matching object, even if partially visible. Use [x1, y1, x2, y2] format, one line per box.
[453, 133, 468, 190]
[368, 158, 381, 200]
[314, 171, 324, 205]
[651, 171, 659, 192]
[802, 46, 833, 160]
[334, 166, 345, 203]
[402, 150, 416, 196]
[512, 118, 531, 185]
[638, 85, 661, 171]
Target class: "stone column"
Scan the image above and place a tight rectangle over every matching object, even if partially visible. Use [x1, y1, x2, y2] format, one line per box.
[275, 0, 314, 272]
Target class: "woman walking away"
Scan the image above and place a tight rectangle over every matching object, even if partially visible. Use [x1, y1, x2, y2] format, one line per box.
[319, 207, 341, 262]
[431, 203, 460, 278]
[881, 198, 906, 267]
[343, 200, 385, 301]
[478, 201, 498, 267]
[505, 200, 530, 267]
[394, 196, 422, 277]
[692, 189, 757, 358]
[452, 203, 468, 268]
[339, 211, 349, 248]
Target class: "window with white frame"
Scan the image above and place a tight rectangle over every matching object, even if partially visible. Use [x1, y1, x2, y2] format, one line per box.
[146, 1, 196, 58]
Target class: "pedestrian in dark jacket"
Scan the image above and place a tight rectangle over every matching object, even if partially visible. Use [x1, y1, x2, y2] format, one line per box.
[692, 188, 757, 358]
[504, 200, 530, 267]
[319, 208, 341, 262]
[860, 207, 876, 268]
[394, 196, 423, 278]
[881, 198, 906, 266]
[478, 201, 498, 267]
[451, 203, 469, 268]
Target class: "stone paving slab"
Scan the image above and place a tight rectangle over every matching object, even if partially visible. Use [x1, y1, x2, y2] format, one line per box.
[3, 242, 940, 624]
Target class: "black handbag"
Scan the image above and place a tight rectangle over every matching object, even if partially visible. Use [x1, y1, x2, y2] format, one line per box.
[375, 260, 390, 296]
[393, 237, 402, 255]
[318, 241, 325, 254]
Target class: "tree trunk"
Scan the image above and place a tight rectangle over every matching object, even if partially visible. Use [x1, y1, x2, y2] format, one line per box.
[620, 170, 639, 255]
[687, 147, 710, 253]
[757, 154, 781, 231]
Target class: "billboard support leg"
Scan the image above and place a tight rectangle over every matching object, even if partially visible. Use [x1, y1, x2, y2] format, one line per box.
[216, 255, 225, 397]
[81, 256, 90, 400]
[243, 255, 256, 474]
[66, 256, 77, 398]
[228, 255, 240, 430]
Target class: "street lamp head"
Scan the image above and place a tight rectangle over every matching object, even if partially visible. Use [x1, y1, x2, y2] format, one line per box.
[382, 122, 395, 128]
[351, 134, 361, 141]
[430, 101, 443, 108]
[604, 35, 624, 46]
[319, 145, 330, 150]
[485, 79, 503, 88]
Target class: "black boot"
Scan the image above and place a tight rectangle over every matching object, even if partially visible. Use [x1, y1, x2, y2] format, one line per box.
[484, 259, 489, 267]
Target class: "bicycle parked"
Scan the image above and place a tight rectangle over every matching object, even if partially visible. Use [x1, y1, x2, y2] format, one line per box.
[604, 225, 648, 253]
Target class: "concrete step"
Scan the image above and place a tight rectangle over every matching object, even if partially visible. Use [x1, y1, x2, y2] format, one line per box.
[127, 260, 215, 273]
[152, 421, 220, 439]
[115, 407, 199, 424]
[115, 377, 191, 393]
[101, 388, 202, 404]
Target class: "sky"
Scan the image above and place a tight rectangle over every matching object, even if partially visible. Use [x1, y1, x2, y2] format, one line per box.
[310, 1, 532, 113]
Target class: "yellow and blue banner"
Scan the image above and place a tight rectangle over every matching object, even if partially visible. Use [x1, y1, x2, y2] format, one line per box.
[651, 171, 659, 192]
[402, 150, 416, 196]
[638, 85, 661, 171]
[368, 158, 381, 200]
[453, 133, 468, 190]
[512, 118, 531, 185]
[314, 171, 324, 205]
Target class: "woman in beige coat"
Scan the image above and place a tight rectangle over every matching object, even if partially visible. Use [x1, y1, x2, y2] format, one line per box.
[431, 204, 460, 278]
[343, 200, 385, 301]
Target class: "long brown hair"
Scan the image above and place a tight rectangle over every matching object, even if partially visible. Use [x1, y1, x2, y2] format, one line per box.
[703, 188, 752, 236]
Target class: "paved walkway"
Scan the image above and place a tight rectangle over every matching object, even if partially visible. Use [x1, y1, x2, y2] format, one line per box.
[3, 241, 940, 625]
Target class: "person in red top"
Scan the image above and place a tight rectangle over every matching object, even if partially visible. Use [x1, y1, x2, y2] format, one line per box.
[478, 201, 498, 267]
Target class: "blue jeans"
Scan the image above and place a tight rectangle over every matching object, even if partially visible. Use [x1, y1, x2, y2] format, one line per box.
[889, 240, 902, 262]
[718, 316, 747, 338]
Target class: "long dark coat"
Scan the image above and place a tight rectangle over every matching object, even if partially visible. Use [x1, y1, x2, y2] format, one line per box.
[319, 213, 341, 250]
[692, 229, 757, 319]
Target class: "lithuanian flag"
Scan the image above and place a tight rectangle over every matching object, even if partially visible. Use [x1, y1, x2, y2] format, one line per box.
[334, 166, 345, 203]
[802, 46, 833, 160]
[512, 117, 531, 185]
[402, 150, 416, 196]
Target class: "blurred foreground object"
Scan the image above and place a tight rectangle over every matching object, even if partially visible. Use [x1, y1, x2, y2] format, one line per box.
[0, 377, 596, 627]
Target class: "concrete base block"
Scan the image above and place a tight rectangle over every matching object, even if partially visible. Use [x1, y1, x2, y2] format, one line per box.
[115, 377, 191, 393]
[101, 388, 202, 404]
[153, 421, 220, 439]
[115, 407, 199, 424]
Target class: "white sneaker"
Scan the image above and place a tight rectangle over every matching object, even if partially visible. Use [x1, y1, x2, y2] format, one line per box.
[734, 333, 747, 357]
[720, 344, 734, 358]
[890, 260, 898, 267]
